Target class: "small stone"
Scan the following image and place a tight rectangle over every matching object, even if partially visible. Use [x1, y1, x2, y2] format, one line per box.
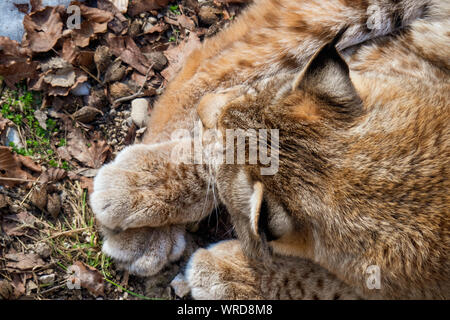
[148, 16, 157, 24]
[199, 6, 219, 26]
[5, 127, 23, 148]
[131, 98, 149, 128]
[35, 242, 52, 259]
[170, 273, 191, 298]
[71, 82, 91, 96]
[142, 22, 155, 34]
[126, 117, 133, 126]
[144, 51, 168, 72]
[39, 274, 55, 285]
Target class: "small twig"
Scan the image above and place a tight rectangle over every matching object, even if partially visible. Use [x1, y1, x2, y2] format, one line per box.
[43, 227, 91, 241]
[113, 63, 154, 107]
[20, 174, 43, 206]
[79, 65, 103, 86]
[0, 177, 36, 183]
[39, 282, 66, 295]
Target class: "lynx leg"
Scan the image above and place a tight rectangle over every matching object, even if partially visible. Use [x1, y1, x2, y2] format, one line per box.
[91, 141, 214, 231]
[186, 240, 362, 300]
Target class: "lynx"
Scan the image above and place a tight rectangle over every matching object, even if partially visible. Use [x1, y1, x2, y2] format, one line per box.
[90, 0, 449, 299]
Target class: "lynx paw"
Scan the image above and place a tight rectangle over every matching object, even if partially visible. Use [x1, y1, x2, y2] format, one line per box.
[91, 142, 212, 231]
[102, 226, 186, 277]
[185, 240, 263, 299]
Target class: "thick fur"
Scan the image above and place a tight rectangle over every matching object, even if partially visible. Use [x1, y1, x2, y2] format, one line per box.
[90, 0, 449, 298]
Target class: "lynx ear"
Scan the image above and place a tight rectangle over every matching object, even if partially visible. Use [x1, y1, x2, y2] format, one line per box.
[292, 30, 362, 113]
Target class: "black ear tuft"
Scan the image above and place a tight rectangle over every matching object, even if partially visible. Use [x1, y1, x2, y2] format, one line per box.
[293, 26, 362, 118]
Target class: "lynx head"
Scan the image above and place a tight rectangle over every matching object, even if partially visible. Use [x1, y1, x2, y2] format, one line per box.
[197, 32, 363, 261]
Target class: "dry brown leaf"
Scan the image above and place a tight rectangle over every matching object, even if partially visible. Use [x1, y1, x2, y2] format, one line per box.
[5, 252, 45, 271]
[2, 211, 38, 236]
[47, 193, 61, 218]
[80, 176, 94, 194]
[0, 280, 14, 300]
[14, 3, 30, 14]
[67, 129, 111, 168]
[161, 33, 201, 81]
[142, 22, 168, 35]
[94, 45, 113, 76]
[128, 0, 170, 16]
[2, 219, 27, 237]
[56, 146, 72, 161]
[106, 34, 153, 75]
[73, 106, 104, 123]
[22, 6, 63, 53]
[109, 82, 133, 100]
[0, 37, 38, 88]
[0, 116, 13, 133]
[104, 60, 127, 83]
[30, 184, 48, 211]
[30, 0, 43, 12]
[35, 58, 89, 96]
[17, 154, 42, 173]
[62, 38, 96, 69]
[72, 20, 109, 48]
[10, 274, 26, 299]
[40, 167, 67, 183]
[69, 261, 104, 297]
[177, 15, 196, 31]
[0, 147, 32, 187]
[96, 0, 129, 35]
[78, 3, 115, 24]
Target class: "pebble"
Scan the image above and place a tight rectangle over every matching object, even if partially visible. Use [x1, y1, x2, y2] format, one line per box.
[35, 242, 52, 259]
[39, 274, 55, 285]
[170, 273, 191, 298]
[5, 127, 23, 148]
[148, 16, 157, 24]
[131, 98, 149, 128]
[71, 82, 91, 96]
[143, 22, 155, 34]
